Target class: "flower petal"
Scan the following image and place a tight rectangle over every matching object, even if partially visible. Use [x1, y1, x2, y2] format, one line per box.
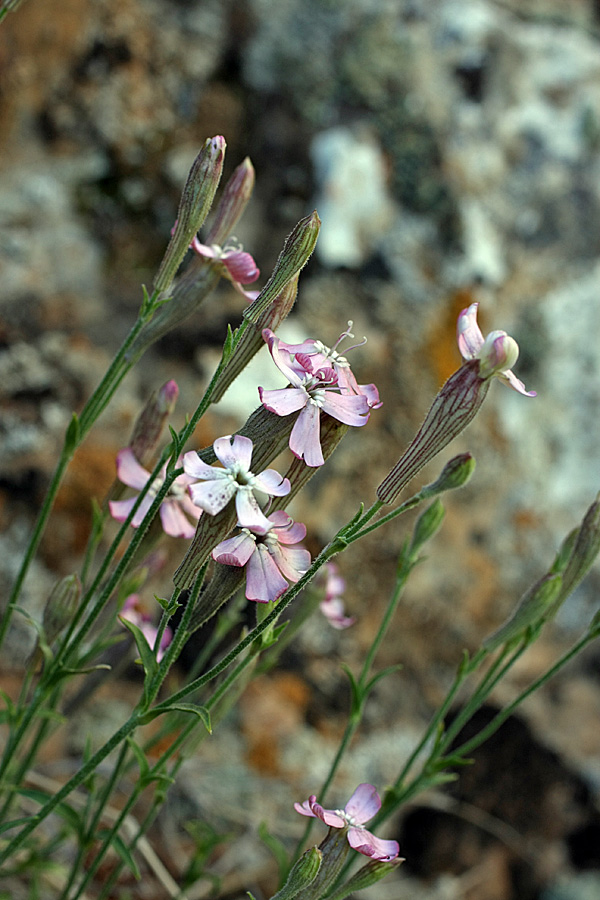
[109, 497, 137, 523]
[269, 543, 310, 583]
[456, 302, 485, 360]
[235, 488, 272, 533]
[222, 250, 260, 284]
[245, 545, 289, 603]
[345, 783, 381, 824]
[320, 391, 370, 426]
[320, 597, 355, 629]
[182, 451, 223, 480]
[191, 238, 219, 260]
[188, 479, 236, 515]
[498, 369, 537, 397]
[262, 329, 305, 387]
[115, 448, 152, 490]
[347, 827, 400, 861]
[159, 501, 196, 538]
[253, 469, 291, 497]
[212, 531, 256, 567]
[259, 386, 308, 416]
[289, 403, 324, 467]
[294, 799, 318, 818]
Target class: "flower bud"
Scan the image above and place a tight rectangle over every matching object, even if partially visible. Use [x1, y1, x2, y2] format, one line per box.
[210, 275, 299, 404]
[377, 361, 490, 504]
[154, 137, 226, 294]
[271, 848, 322, 900]
[205, 157, 255, 246]
[42, 574, 81, 645]
[244, 212, 321, 323]
[483, 573, 562, 651]
[419, 453, 476, 500]
[129, 380, 179, 466]
[409, 499, 445, 554]
[326, 857, 404, 900]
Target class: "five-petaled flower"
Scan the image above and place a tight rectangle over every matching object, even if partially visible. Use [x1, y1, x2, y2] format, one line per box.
[109, 448, 201, 539]
[457, 302, 536, 397]
[320, 562, 355, 629]
[191, 236, 260, 300]
[294, 783, 400, 861]
[183, 435, 290, 533]
[119, 594, 172, 662]
[212, 510, 310, 603]
[259, 328, 372, 467]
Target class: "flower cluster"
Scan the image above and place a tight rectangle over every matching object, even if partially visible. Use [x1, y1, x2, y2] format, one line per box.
[259, 323, 380, 467]
[295, 783, 400, 861]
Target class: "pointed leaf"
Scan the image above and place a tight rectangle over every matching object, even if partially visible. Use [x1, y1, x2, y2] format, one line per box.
[119, 616, 158, 681]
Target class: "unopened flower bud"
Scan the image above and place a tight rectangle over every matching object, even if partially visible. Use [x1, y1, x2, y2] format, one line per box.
[271, 848, 322, 900]
[244, 212, 321, 323]
[551, 494, 600, 615]
[129, 380, 179, 466]
[42, 574, 81, 645]
[483, 573, 562, 651]
[205, 157, 255, 246]
[477, 331, 519, 379]
[377, 362, 490, 504]
[326, 857, 404, 900]
[154, 137, 226, 294]
[420, 453, 476, 500]
[409, 498, 445, 554]
[211, 275, 299, 404]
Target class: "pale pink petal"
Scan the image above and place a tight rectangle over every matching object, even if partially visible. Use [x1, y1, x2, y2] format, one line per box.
[212, 435, 239, 469]
[356, 382, 382, 409]
[182, 451, 222, 480]
[345, 784, 381, 824]
[245, 545, 288, 603]
[232, 282, 260, 303]
[289, 403, 324, 467]
[235, 489, 272, 533]
[259, 386, 308, 416]
[159, 502, 196, 538]
[212, 532, 256, 567]
[253, 469, 291, 497]
[191, 238, 219, 260]
[457, 302, 485, 360]
[320, 597, 355, 629]
[178, 494, 203, 521]
[229, 434, 254, 469]
[269, 543, 310, 582]
[272, 518, 307, 545]
[311, 800, 347, 829]
[320, 391, 370, 426]
[188, 479, 236, 515]
[294, 799, 318, 818]
[109, 497, 138, 523]
[262, 329, 305, 387]
[347, 828, 400, 861]
[115, 448, 152, 490]
[222, 250, 260, 284]
[130, 495, 154, 528]
[498, 369, 537, 397]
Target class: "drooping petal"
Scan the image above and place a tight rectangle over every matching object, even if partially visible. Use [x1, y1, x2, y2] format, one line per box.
[269, 542, 310, 582]
[191, 238, 219, 260]
[294, 798, 318, 818]
[245, 544, 289, 603]
[320, 391, 370, 427]
[253, 469, 291, 497]
[235, 488, 272, 534]
[182, 451, 223, 480]
[212, 531, 256, 567]
[498, 369, 537, 397]
[347, 827, 400, 861]
[457, 302, 485, 360]
[109, 497, 138, 523]
[262, 329, 305, 387]
[345, 783, 381, 824]
[188, 478, 237, 515]
[259, 386, 308, 416]
[355, 382, 382, 409]
[222, 250, 260, 284]
[115, 448, 152, 490]
[159, 501, 196, 538]
[289, 403, 324, 467]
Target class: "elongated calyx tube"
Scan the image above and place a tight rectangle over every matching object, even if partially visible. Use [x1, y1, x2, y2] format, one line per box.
[153, 136, 225, 294]
[377, 361, 490, 504]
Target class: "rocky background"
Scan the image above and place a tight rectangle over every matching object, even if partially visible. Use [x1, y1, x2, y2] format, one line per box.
[1, 1, 600, 898]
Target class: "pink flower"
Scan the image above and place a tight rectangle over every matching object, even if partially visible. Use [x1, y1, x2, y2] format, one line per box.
[191, 236, 260, 300]
[457, 302, 536, 397]
[120, 594, 172, 662]
[275, 322, 382, 409]
[212, 510, 311, 603]
[294, 784, 400, 861]
[182, 435, 290, 533]
[259, 329, 371, 467]
[109, 448, 202, 539]
[320, 563, 355, 629]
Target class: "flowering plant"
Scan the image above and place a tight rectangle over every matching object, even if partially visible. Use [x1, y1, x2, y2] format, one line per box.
[2, 134, 599, 900]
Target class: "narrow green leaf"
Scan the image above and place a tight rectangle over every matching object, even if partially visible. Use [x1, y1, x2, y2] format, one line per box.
[0, 816, 38, 836]
[65, 413, 80, 454]
[119, 616, 158, 682]
[127, 737, 150, 783]
[258, 822, 289, 883]
[101, 831, 141, 880]
[364, 664, 403, 695]
[340, 663, 363, 716]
